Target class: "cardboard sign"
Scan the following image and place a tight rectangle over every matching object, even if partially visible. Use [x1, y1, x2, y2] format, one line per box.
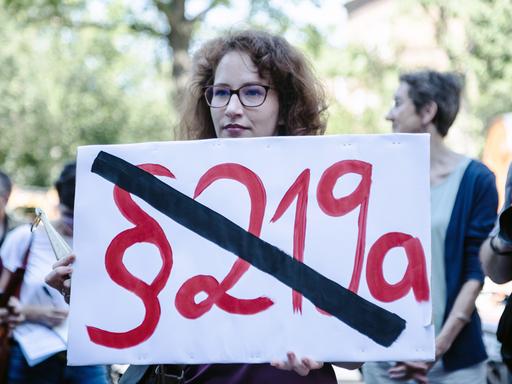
[68, 134, 434, 365]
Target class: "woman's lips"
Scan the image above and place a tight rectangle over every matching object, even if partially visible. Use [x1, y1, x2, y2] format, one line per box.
[224, 124, 249, 131]
[223, 124, 250, 136]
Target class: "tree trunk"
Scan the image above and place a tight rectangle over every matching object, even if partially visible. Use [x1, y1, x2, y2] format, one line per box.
[158, 0, 194, 104]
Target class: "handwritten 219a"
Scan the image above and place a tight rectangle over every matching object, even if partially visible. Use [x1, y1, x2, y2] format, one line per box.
[86, 160, 429, 349]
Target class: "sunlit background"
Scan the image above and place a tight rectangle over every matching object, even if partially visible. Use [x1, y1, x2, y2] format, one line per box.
[1, 1, 512, 381]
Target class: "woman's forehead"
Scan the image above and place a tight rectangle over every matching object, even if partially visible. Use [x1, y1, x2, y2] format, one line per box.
[214, 51, 267, 84]
[396, 82, 410, 98]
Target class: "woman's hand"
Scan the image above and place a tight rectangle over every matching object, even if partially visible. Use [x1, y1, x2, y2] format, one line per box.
[22, 305, 68, 327]
[0, 297, 25, 331]
[271, 352, 324, 376]
[434, 334, 451, 360]
[386, 324, 453, 383]
[388, 361, 430, 384]
[45, 254, 75, 303]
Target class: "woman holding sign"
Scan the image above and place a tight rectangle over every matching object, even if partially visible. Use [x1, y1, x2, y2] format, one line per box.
[362, 71, 498, 383]
[46, 30, 361, 383]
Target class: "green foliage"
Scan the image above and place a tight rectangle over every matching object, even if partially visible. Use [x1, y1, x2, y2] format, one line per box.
[0, 12, 172, 187]
[466, 0, 512, 124]
[326, 0, 512, 145]
[3, 0, 512, 187]
[308, 43, 399, 135]
[246, 0, 292, 34]
[2, 0, 85, 22]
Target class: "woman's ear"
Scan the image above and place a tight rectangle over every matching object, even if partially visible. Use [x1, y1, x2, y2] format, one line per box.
[420, 101, 437, 125]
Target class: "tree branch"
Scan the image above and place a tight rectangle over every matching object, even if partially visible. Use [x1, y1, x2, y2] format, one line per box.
[192, 0, 229, 22]
[128, 22, 167, 38]
[23, 14, 116, 30]
[23, 13, 166, 38]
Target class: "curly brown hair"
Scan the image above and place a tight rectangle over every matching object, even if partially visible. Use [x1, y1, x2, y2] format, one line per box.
[179, 29, 327, 139]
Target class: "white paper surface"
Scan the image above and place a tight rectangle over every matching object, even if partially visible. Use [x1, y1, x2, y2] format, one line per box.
[14, 323, 67, 366]
[68, 134, 434, 365]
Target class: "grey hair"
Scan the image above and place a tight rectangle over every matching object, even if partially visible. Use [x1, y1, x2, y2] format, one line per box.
[399, 70, 463, 137]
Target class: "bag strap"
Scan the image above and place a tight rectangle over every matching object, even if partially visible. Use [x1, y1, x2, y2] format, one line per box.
[20, 229, 34, 269]
[155, 364, 186, 384]
[14, 229, 35, 298]
[119, 364, 186, 384]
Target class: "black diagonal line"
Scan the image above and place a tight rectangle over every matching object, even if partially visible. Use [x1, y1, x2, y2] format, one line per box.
[91, 150, 406, 347]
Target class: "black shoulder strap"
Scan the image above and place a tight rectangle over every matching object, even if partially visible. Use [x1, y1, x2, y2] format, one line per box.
[119, 365, 186, 384]
[21, 229, 35, 269]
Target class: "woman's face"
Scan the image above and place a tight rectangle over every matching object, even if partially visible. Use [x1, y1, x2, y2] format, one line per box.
[210, 51, 280, 139]
[386, 82, 424, 134]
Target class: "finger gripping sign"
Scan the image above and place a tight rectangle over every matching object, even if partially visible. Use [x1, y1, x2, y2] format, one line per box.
[68, 134, 434, 365]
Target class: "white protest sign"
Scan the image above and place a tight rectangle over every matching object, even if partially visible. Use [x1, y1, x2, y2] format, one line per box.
[68, 134, 434, 365]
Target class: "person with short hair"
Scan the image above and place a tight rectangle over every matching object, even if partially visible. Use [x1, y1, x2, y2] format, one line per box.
[362, 70, 498, 384]
[0, 170, 18, 249]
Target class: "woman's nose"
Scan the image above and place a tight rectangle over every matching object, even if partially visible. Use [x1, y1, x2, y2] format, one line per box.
[385, 108, 394, 121]
[225, 93, 243, 116]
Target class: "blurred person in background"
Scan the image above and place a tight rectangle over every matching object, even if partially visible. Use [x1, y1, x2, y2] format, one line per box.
[362, 70, 498, 383]
[0, 170, 24, 277]
[0, 162, 108, 384]
[480, 165, 512, 373]
[480, 164, 512, 283]
[0, 170, 20, 250]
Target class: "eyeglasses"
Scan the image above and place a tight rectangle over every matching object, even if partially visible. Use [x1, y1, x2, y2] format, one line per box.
[204, 84, 272, 108]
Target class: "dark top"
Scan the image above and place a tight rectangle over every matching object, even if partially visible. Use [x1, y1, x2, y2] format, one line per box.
[184, 363, 336, 383]
[442, 160, 498, 371]
[120, 363, 337, 384]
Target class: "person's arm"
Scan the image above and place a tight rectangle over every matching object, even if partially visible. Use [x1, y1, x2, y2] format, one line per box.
[0, 297, 25, 330]
[0, 253, 68, 328]
[45, 254, 75, 303]
[480, 237, 512, 283]
[1, 228, 70, 327]
[434, 279, 482, 358]
[21, 305, 68, 327]
[480, 164, 512, 283]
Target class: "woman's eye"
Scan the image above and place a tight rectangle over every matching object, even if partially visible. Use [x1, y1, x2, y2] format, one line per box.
[243, 86, 264, 97]
[214, 88, 230, 97]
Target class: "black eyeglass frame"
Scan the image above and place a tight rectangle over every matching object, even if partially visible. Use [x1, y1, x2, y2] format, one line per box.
[203, 84, 272, 108]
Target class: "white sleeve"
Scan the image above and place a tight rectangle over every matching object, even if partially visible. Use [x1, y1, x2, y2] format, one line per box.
[0, 225, 32, 272]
